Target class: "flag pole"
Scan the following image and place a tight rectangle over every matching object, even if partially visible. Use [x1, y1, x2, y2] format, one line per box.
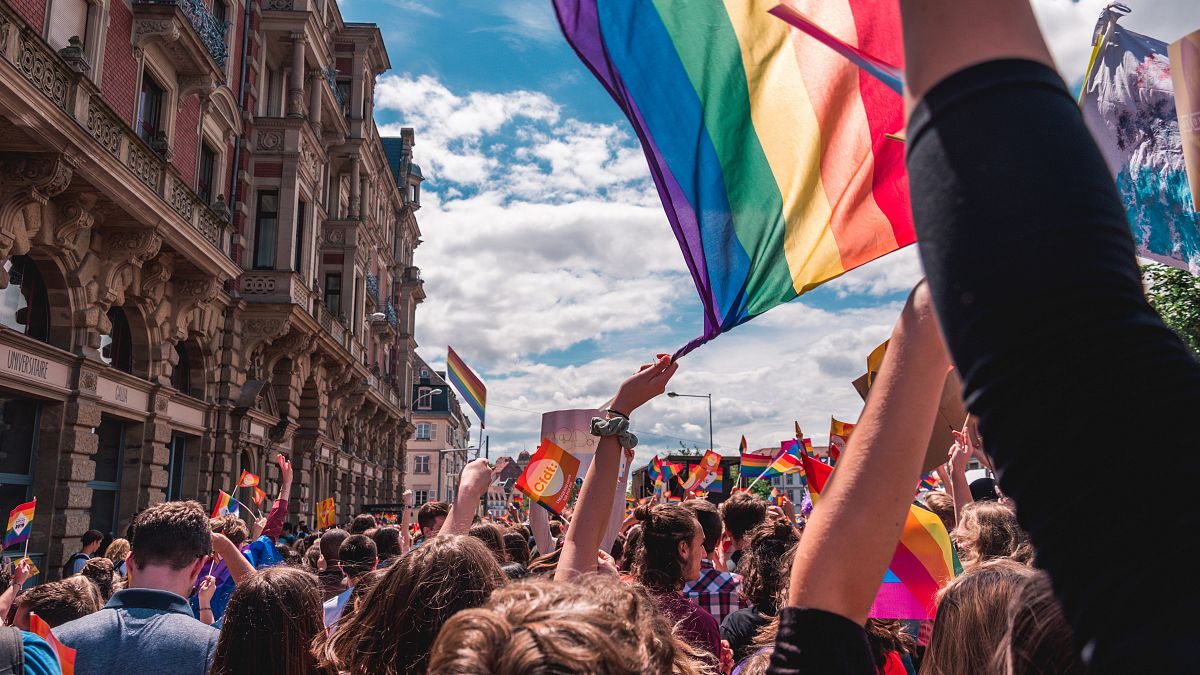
[744, 453, 784, 493]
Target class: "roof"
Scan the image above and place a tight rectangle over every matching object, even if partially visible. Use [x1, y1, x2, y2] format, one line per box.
[380, 137, 406, 185]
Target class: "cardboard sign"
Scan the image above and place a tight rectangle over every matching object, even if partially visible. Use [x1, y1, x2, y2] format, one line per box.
[1171, 28, 1200, 209]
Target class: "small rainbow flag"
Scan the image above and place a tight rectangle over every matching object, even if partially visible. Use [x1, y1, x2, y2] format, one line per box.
[799, 452, 834, 504]
[698, 466, 724, 493]
[681, 450, 723, 490]
[5, 497, 36, 549]
[662, 462, 686, 482]
[516, 438, 582, 516]
[917, 473, 942, 493]
[829, 418, 856, 463]
[30, 613, 76, 675]
[447, 346, 487, 428]
[211, 490, 237, 518]
[739, 451, 776, 481]
[551, 0, 911, 358]
[870, 503, 961, 619]
[237, 469, 260, 489]
[768, 487, 780, 505]
[646, 455, 663, 483]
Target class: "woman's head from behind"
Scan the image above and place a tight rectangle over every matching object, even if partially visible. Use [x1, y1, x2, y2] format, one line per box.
[469, 521, 507, 564]
[211, 566, 331, 675]
[954, 501, 1031, 570]
[995, 569, 1087, 675]
[428, 574, 710, 675]
[921, 559, 1034, 675]
[740, 518, 800, 614]
[316, 534, 504, 675]
[104, 538, 130, 565]
[632, 504, 704, 591]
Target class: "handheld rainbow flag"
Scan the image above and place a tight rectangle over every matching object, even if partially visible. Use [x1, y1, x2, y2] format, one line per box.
[251, 486, 268, 507]
[768, 487, 780, 505]
[447, 346, 487, 428]
[870, 503, 960, 619]
[515, 438, 582, 516]
[829, 418, 855, 463]
[917, 473, 942, 493]
[681, 450, 723, 490]
[646, 455, 663, 483]
[316, 497, 337, 529]
[799, 452, 834, 503]
[698, 466, 725, 493]
[211, 490, 237, 519]
[551, 0, 911, 358]
[739, 435, 748, 454]
[5, 498, 36, 550]
[30, 613, 76, 675]
[794, 421, 803, 439]
[661, 462, 686, 483]
[236, 469, 260, 489]
[739, 451, 776, 481]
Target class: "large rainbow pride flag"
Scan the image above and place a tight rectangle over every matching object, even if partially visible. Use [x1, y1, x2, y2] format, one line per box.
[447, 346, 487, 428]
[552, 0, 912, 356]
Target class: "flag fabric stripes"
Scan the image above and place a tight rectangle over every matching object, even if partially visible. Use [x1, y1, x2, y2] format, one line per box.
[211, 490, 238, 519]
[738, 451, 776, 481]
[698, 466, 724, 493]
[681, 450, 723, 490]
[551, 0, 912, 358]
[646, 455, 663, 483]
[447, 346, 488, 428]
[799, 452, 834, 503]
[869, 503, 960, 619]
[30, 613, 76, 675]
[829, 417, 855, 462]
[5, 498, 36, 549]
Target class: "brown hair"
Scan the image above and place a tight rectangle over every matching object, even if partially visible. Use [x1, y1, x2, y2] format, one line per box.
[210, 566, 334, 675]
[417, 501, 450, 532]
[994, 569, 1087, 675]
[526, 546, 562, 577]
[15, 576, 102, 627]
[502, 530, 531, 566]
[921, 491, 956, 533]
[720, 492, 767, 540]
[619, 524, 643, 573]
[428, 574, 714, 674]
[104, 538, 130, 566]
[954, 502, 1032, 570]
[682, 499, 723, 553]
[921, 559, 1034, 675]
[338, 534, 378, 580]
[210, 514, 250, 547]
[130, 500, 211, 569]
[739, 519, 800, 613]
[371, 526, 403, 562]
[349, 513, 377, 535]
[468, 521, 507, 564]
[79, 556, 118, 601]
[632, 504, 699, 592]
[314, 534, 504, 674]
[319, 528, 349, 564]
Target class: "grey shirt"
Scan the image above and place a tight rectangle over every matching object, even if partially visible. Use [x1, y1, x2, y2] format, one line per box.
[53, 588, 219, 675]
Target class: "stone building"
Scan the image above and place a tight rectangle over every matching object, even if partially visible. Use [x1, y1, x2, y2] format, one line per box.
[406, 355, 472, 506]
[0, 0, 424, 576]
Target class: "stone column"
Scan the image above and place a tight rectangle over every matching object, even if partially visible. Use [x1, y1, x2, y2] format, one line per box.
[308, 69, 324, 136]
[287, 33, 307, 118]
[348, 155, 361, 219]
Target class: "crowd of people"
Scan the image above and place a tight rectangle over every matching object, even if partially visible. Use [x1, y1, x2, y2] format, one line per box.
[3, 0, 1196, 671]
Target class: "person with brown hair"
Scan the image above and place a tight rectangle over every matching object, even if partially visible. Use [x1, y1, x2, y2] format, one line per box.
[502, 529, 531, 567]
[428, 574, 713, 674]
[9, 576, 101, 629]
[921, 559, 1035, 675]
[718, 492, 767, 573]
[682, 499, 746, 625]
[370, 526, 403, 567]
[79, 556, 119, 602]
[209, 566, 335, 675]
[316, 527, 350, 601]
[953, 501, 1032, 571]
[994, 569, 1087, 675]
[467, 521, 507, 564]
[313, 534, 504, 674]
[720, 518, 799, 665]
[54, 500, 222, 674]
[323, 534, 378, 628]
[415, 501, 450, 544]
[631, 503, 722, 665]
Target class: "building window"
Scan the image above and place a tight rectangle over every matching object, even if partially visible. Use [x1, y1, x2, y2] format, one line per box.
[1, 256, 51, 343]
[0, 399, 41, 523]
[294, 200, 306, 273]
[413, 490, 429, 506]
[414, 455, 430, 474]
[323, 273, 341, 316]
[197, 141, 217, 203]
[415, 422, 431, 441]
[166, 434, 191, 501]
[253, 191, 279, 270]
[89, 417, 125, 537]
[212, 0, 228, 37]
[336, 79, 351, 117]
[416, 386, 432, 410]
[100, 307, 133, 373]
[136, 72, 166, 144]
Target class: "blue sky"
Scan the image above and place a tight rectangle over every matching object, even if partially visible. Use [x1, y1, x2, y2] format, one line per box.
[343, 0, 1200, 467]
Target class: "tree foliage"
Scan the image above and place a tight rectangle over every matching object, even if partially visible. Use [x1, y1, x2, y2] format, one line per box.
[749, 479, 774, 502]
[1143, 263, 1200, 356]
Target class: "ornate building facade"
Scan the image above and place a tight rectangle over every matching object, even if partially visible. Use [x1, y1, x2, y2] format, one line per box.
[0, 0, 424, 576]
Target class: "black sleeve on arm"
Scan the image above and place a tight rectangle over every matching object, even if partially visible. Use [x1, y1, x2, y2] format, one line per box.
[768, 607, 875, 675]
[907, 59, 1200, 673]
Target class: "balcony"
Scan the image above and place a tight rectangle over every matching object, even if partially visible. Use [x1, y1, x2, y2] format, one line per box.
[240, 270, 312, 307]
[132, 0, 228, 75]
[365, 273, 379, 305]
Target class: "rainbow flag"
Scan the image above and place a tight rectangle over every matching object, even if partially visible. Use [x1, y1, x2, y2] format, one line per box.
[5, 498, 36, 549]
[698, 466, 724, 493]
[870, 503, 960, 619]
[829, 418, 855, 462]
[752, 440, 805, 480]
[30, 613, 76, 675]
[739, 451, 775, 480]
[646, 455, 663, 483]
[551, 0, 911, 357]
[768, 487, 780, 505]
[447, 346, 487, 428]
[516, 438, 582, 516]
[799, 452, 834, 503]
[681, 450, 723, 490]
[211, 490, 237, 518]
[237, 469, 260, 489]
[661, 462, 686, 482]
[917, 473, 942, 493]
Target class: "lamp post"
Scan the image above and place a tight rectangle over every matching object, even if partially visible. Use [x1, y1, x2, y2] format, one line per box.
[666, 391, 713, 453]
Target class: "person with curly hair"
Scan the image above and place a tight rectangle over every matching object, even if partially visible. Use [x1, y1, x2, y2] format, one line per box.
[719, 518, 799, 665]
[953, 501, 1032, 571]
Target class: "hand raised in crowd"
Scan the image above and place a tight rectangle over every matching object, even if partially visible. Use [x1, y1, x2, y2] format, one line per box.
[460, 458, 494, 497]
[596, 549, 620, 576]
[720, 640, 735, 675]
[12, 559, 32, 588]
[277, 453, 293, 487]
[948, 431, 972, 474]
[198, 575, 217, 605]
[250, 516, 267, 540]
[402, 489, 414, 508]
[609, 354, 679, 415]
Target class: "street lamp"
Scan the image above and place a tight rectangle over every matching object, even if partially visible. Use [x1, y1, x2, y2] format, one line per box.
[413, 387, 442, 408]
[666, 391, 713, 454]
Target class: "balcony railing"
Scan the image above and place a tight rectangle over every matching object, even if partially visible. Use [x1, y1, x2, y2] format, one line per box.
[384, 298, 398, 329]
[365, 273, 379, 305]
[133, 0, 229, 69]
[0, 4, 230, 256]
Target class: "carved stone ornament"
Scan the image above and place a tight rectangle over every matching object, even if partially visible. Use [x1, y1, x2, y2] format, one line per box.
[0, 153, 75, 287]
[325, 227, 344, 245]
[54, 192, 99, 251]
[79, 371, 98, 393]
[133, 19, 182, 48]
[258, 131, 283, 151]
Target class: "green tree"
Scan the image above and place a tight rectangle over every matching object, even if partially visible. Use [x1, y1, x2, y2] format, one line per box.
[1143, 263, 1200, 355]
[749, 479, 774, 502]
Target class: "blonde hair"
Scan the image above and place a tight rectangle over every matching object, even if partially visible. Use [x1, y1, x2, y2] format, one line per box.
[921, 559, 1034, 675]
[428, 574, 714, 674]
[953, 501, 1032, 570]
[104, 538, 130, 564]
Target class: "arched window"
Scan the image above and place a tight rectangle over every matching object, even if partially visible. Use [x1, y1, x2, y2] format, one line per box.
[100, 307, 133, 373]
[171, 341, 191, 394]
[0, 256, 51, 342]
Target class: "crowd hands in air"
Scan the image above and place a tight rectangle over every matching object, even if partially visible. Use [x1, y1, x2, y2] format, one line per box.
[3, 0, 1195, 671]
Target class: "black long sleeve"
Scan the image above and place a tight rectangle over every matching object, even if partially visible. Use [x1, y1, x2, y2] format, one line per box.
[768, 607, 875, 674]
[907, 59, 1200, 673]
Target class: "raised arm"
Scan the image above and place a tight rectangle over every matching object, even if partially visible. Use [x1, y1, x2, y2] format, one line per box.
[211, 532, 254, 585]
[442, 458, 494, 536]
[261, 453, 293, 540]
[399, 489, 414, 554]
[529, 500, 553, 556]
[0, 559, 31, 624]
[947, 432, 974, 524]
[556, 355, 677, 582]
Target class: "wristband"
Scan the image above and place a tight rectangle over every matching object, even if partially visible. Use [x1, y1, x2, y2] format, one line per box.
[200, 606, 212, 612]
[605, 408, 630, 420]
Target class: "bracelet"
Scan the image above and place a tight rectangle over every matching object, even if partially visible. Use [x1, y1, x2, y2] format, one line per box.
[590, 416, 639, 450]
[605, 408, 630, 420]
[200, 606, 212, 612]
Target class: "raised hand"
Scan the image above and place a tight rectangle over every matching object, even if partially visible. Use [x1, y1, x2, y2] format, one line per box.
[610, 354, 679, 415]
[198, 575, 217, 604]
[276, 453, 293, 487]
[402, 489, 414, 508]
